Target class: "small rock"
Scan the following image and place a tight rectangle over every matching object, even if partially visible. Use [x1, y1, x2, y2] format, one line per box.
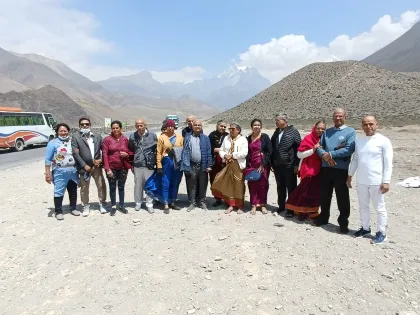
[215, 257, 222, 261]
[133, 219, 141, 223]
[258, 285, 268, 290]
[218, 236, 227, 241]
[187, 309, 196, 314]
[275, 305, 283, 310]
[205, 275, 212, 280]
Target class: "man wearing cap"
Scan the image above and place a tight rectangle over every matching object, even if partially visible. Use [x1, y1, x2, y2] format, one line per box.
[271, 113, 301, 217]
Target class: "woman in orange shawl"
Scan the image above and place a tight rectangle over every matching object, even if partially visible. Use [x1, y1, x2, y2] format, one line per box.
[285, 119, 326, 221]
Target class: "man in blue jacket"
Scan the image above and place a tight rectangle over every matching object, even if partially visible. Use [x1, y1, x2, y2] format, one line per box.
[314, 108, 356, 233]
[180, 120, 213, 211]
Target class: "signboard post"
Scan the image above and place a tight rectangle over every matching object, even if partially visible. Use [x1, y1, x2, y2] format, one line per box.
[104, 118, 111, 128]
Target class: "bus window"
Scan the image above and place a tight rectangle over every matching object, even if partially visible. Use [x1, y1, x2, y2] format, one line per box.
[43, 114, 51, 127]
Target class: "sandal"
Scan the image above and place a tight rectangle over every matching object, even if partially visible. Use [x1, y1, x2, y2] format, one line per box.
[261, 206, 268, 214]
[225, 206, 233, 214]
[250, 206, 257, 215]
[164, 205, 170, 214]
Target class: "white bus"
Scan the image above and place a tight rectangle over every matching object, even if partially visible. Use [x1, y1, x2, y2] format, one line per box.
[0, 108, 57, 151]
[165, 114, 179, 128]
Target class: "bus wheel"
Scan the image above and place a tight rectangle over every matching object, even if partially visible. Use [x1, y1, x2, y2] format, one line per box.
[13, 139, 25, 152]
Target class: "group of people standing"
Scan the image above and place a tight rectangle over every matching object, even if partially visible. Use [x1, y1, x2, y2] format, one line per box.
[45, 108, 393, 245]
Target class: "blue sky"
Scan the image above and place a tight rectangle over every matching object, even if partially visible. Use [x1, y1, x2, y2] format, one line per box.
[0, 0, 418, 82]
[70, 0, 420, 76]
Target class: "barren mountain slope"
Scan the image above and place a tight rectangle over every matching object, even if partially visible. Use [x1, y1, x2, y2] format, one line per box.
[211, 61, 420, 124]
[363, 21, 420, 72]
[0, 85, 89, 126]
[0, 74, 28, 93]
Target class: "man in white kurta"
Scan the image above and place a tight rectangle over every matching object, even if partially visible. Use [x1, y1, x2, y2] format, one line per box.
[347, 115, 393, 245]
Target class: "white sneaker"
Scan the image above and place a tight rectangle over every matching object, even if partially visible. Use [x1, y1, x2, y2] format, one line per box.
[99, 204, 107, 214]
[82, 205, 90, 217]
[135, 203, 142, 211]
[147, 206, 154, 214]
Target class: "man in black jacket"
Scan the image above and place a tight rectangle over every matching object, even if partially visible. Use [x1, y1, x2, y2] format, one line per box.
[208, 120, 228, 206]
[271, 113, 301, 217]
[71, 117, 107, 216]
[128, 119, 158, 213]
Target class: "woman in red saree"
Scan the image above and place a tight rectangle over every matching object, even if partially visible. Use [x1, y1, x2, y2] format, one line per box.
[285, 119, 326, 221]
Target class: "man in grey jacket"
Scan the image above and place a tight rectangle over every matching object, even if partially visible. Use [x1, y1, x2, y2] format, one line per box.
[71, 117, 107, 216]
[128, 118, 158, 213]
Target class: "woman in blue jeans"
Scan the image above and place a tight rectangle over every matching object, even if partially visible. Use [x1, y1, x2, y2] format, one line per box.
[102, 120, 133, 216]
[45, 123, 79, 220]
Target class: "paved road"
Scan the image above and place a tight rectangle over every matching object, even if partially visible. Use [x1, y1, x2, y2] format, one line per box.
[0, 130, 159, 170]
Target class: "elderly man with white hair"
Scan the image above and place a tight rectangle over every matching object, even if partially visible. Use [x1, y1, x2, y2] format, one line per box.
[270, 113, 301, 217]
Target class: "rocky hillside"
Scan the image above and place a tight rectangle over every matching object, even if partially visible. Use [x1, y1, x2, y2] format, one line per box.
[0, 85, 89, 126]
[210, 61, 420, 125]
[363, 21, 420, 72]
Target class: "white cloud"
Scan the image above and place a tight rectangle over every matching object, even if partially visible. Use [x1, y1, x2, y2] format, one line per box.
[237, 10, 420, 83]
[0, 0, 205, 82]
[151, 67, 206, 83]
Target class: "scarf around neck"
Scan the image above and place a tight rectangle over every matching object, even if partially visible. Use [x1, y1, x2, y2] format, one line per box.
[298, 126, 321, 179]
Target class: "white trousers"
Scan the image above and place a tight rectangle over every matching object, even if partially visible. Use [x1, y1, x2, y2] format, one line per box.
[356, 184, 387, 233]
[134, 167, 154, 208]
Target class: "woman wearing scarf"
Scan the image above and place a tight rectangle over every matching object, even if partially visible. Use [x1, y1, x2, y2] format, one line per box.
[102, 120, 133, 216]
[145, 119, 183, 214]
[243, 119, 272, 215]
[45, 123, 79, 221]
[285, 119, 327, 220]
[208, 120, 228, 207]
[211, 122, 248, 214]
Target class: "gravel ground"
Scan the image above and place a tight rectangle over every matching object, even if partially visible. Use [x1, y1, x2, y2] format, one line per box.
[0, 126, 419, 315]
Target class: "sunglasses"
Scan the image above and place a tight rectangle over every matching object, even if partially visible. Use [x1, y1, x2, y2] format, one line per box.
[80, 123, 90, 127]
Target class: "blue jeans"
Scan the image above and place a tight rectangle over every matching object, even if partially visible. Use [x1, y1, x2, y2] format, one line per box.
[107, 169, 128, 206]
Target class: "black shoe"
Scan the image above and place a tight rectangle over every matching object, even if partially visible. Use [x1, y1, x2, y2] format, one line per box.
[285, 210, 294, 218]
[110, 206, 117, 216]
[313, 219, 328, 227]
[187, 203, 195, 212]
[297, 214, 308, 221]
[339, 227, 350, 234]
[277, 208, 285, 213]
[353, 227, 371, 238]
[212, 200, 222, 207]
[119, 205, 128, 214]
[170, 203, 181, 210]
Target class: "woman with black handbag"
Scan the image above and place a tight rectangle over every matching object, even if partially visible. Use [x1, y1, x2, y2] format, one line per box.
[243, 119, 272, 215]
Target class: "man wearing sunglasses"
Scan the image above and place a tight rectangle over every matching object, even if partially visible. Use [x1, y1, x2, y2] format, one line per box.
[72, 117, 107, 216]
[208, 120, 228, 206]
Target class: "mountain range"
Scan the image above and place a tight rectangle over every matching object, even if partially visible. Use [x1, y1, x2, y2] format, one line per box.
[0, 46, 270, 125]
[97, 65, 271, 109]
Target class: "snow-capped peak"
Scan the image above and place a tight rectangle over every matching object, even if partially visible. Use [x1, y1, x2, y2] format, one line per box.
[217, 65, 252, 79]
